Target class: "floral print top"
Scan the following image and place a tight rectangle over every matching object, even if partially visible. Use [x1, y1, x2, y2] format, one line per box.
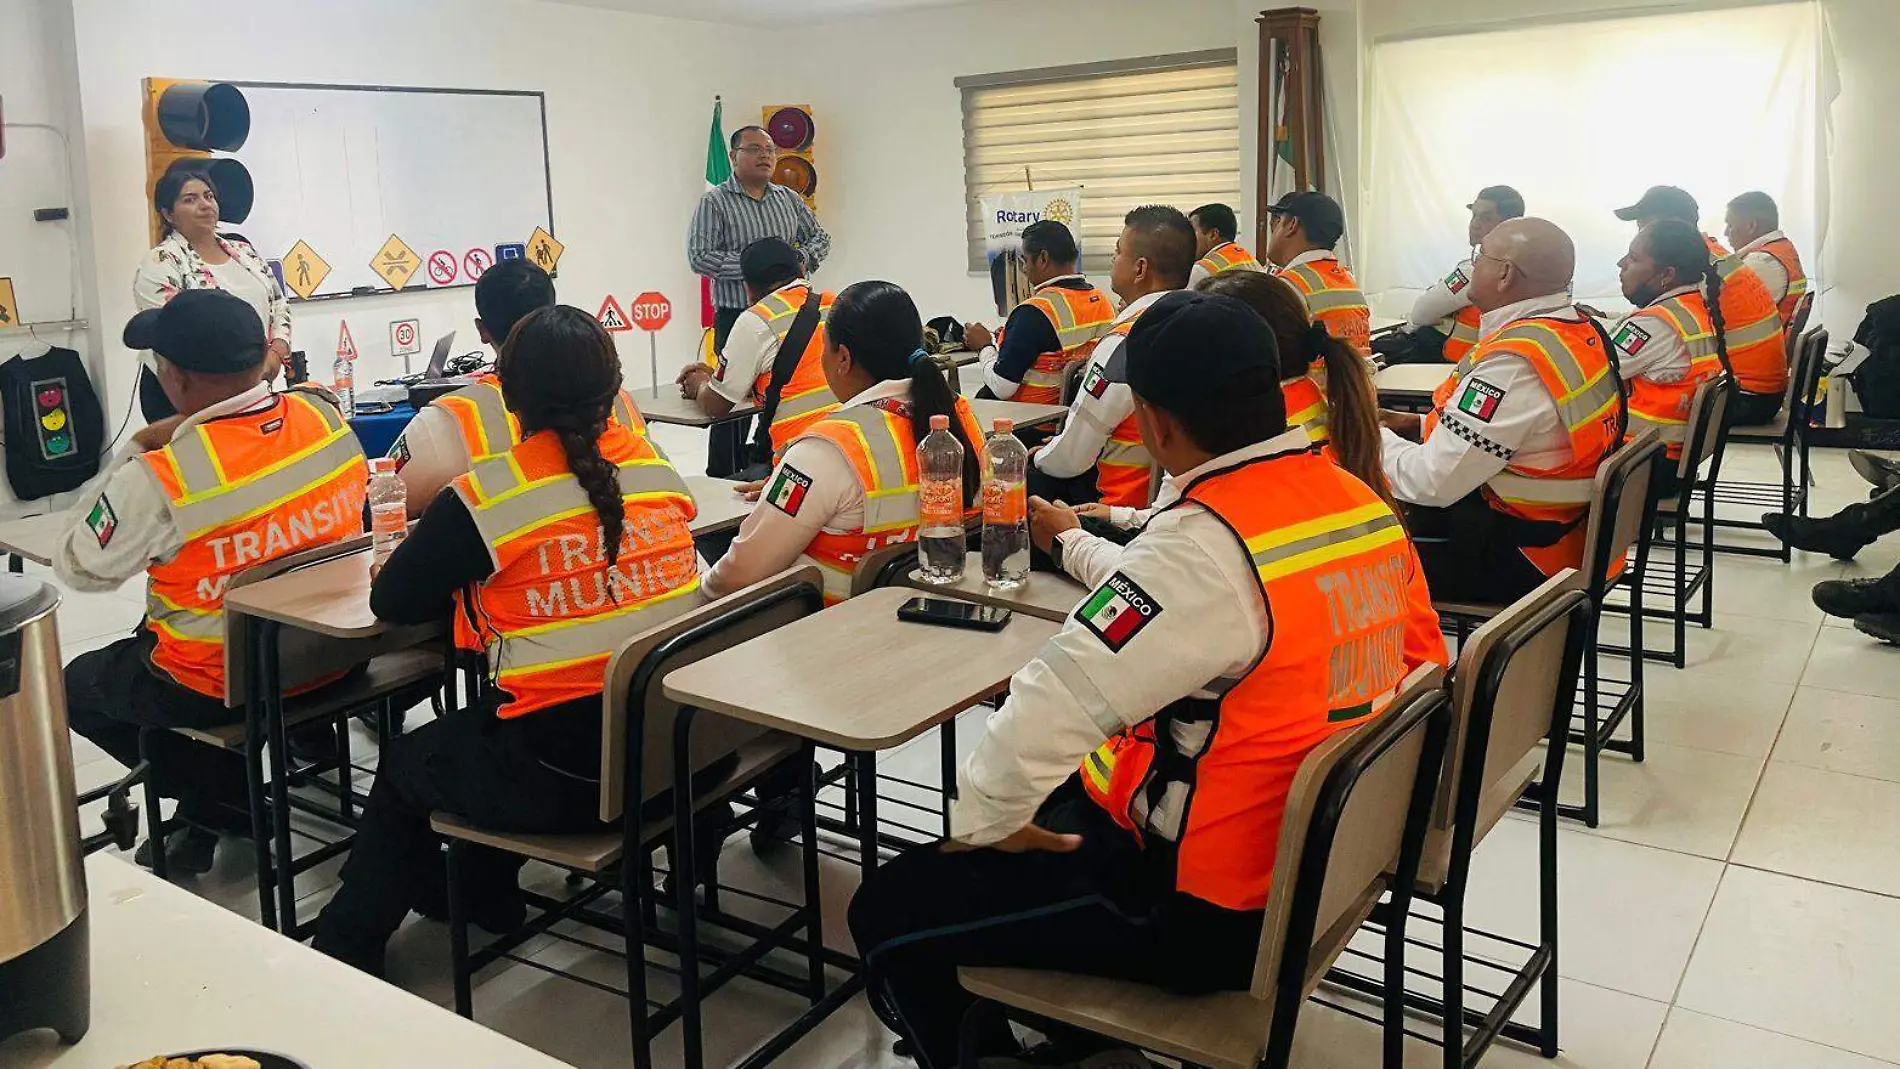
[133, 230, 292, 347]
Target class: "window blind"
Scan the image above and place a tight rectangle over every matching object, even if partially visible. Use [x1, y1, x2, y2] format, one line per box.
[960, 52, 1241, 271]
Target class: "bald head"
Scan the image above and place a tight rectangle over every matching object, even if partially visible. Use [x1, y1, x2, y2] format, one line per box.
[1467, 217, 1575, 313]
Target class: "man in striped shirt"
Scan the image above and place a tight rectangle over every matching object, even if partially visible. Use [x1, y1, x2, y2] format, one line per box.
[688, 124, 832, 475]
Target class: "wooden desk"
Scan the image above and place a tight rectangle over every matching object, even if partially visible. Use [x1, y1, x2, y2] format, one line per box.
[0, 855, 574, 1069]
[907, 553, 1087, 623]
[1376, 363, 1454, 408]
[636, 390, 757, 428]
[683, 475, 752, 536]
[0, 512, 65, 568]
[969, 398, 1067, 432]
[663, 586, 1057, 752]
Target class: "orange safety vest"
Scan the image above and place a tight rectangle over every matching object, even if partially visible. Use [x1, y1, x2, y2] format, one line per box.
[1425, 316, 1623, 578]
[436, 372, 652, 462]
[786, 394, 985, 604]
[745, 285, 840, 452]
[1001, 283, 1115, 405]
[1441, 305, 1482, 364]
[1090, 318, 1156, 508]
[1277, 256, 1371, 352]
[1711, 257, 1788, 398]
[451, 425, 699, 718]
[1195, 241, 1264, 278]
[1281, 374, 1329, 448]
[1078, 450, 1438, 910]
[1619, 291, 1725, 461]
[1751, 237, 1810, 329]
[140, 391, 369, 698]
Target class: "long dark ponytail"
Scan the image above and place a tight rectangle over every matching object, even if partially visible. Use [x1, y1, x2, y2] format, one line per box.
[1193, 270, 1397, 511]
[826, 280, 979, 505]
[1643, 220, 1732, 380]
[497, 305, 628, 567]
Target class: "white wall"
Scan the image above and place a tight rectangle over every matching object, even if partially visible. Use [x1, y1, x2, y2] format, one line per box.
[68, 0, 778, 413]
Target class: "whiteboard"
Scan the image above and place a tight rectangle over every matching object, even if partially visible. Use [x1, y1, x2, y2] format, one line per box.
[225, 82, 553, 301]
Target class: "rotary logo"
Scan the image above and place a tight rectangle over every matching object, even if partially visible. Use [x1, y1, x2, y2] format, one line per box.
[1042, 197, 1076, 227]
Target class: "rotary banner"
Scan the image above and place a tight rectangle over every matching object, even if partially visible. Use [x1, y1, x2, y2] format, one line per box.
[979, 186, 1083, 316]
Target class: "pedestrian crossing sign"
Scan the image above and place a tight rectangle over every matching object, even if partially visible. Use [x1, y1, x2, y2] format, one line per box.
[282, 240, 331, 300]
[0, 277, 17, 328]
[597, 295, 631, 333]
[525, 227, 564, 273]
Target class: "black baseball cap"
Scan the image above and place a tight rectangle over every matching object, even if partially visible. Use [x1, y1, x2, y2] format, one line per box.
[1470, 185, 1526, 218]
[123, 289, 265, 373]
[1265, 191, 1347, 248]
[740, 237, 803, 281]
[1615, 185, 1700, 224]
[1101, 291, 1280, 410]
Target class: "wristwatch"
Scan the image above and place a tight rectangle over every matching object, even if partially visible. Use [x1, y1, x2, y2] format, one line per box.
[1048, 531, 1067, 575]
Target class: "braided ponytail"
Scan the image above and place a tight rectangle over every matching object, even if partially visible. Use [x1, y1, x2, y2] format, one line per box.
[496, 305, 629, 568]
[1704, 263, 1732, 381]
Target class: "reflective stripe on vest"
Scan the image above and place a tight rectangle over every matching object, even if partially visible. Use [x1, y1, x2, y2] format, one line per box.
[1009, 286, 1115, 404]
[1092, 320, 1154, 508]
[1196, 242, 1263, 277]
[1079, 451, 1422, 910]
[141, 392, 369, 697]
[453, 425, 698, 717]
[438, 374, 651, 462]
[1624, 293, 1725, 458]
[1440, 305, 1482, 363]
[1278, 259, 1372, 351]
[1712, 256, 1788, 397]
[751, 286, 841, 452]
[1282, 375, 1329, 445]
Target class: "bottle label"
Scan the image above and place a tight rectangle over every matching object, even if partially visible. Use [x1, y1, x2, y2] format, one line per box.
[919, 479, 963, 527]
[371, 502, 406, 537]
[983, 480, 1025, 525]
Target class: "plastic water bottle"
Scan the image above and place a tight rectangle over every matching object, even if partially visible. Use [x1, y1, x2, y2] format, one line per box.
[915, 414, 967, 584]
[333, 353, 356, 419]
[980, 418, 1030, 589]
[368, 457, 406, 571]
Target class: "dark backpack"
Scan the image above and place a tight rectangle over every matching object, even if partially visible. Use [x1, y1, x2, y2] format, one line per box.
[1851, 296, 1900, 420]
[0, 346, 104, 500]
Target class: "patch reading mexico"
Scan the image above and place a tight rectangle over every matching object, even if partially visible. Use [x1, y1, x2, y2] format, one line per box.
[1076, 571, 1162, 652]
[1444, 267, 1470, 294]
[766, 465, 812, 517]
[1083, 364, 1110, 399]
[1456, 380, 1505, 423]
[1614, 321, 1652, 357]
[86, 495, 118, 548]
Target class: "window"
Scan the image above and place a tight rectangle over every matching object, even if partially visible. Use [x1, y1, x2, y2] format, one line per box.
[1361, 2, 1825, 312]
[959, 50, 1241, 271]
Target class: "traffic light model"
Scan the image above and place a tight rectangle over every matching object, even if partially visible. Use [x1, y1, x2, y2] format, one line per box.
[142, 79, 255, 245]
[31, 379, 76, 462]
[763, 104, 818, 212]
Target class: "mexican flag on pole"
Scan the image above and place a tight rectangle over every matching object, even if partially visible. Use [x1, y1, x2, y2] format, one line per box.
[701, 96, 730, 330]
[1267, 39, 1298, 206]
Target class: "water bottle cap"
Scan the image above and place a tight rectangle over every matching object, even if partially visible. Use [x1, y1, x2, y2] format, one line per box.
[992, 418, 1013, 434]
[369, 456, 398, 475]
[929, 414, 950, 430]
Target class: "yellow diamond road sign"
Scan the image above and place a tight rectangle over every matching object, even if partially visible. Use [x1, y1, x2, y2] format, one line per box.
[282, 240, 331, 300]
[0, 278, 17, 329]
[372, 234, 422, 291]
[525, 226, 564, 273]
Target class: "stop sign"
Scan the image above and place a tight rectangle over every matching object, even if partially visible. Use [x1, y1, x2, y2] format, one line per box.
[630, 292, 672, 331]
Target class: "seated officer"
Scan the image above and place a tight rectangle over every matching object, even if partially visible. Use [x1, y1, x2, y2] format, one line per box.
[1390, 185, 1524, 365]
[1185, 202, 1264, 286]
[1265, 191, 1371, 352]
[961, 220, 1114, 405]
[1615, 185, 1785, 424]
[314, 307, 702, 975]
[848, 291, 1445, 1069]
[1725, 191, 1808, 329]
[1028, 205, 1194, 508]
[58, 290, 368, 874]
[702, 280, 984, 605]
[678, 237, 838, 460]
[1380, 218, 1622, 605]
[1609, 220, 1730, 495]
[390, 260, 654, 512]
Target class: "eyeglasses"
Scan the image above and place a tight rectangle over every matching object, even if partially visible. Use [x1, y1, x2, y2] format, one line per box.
[1474, 251, 1511, 270]
[735, 144, 778, 157]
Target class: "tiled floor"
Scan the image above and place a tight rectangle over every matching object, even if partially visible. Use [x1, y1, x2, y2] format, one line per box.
[38, 440, 1900, 1068]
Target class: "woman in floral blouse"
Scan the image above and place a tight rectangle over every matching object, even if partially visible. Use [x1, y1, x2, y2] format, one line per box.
[132, 169, 291, 419]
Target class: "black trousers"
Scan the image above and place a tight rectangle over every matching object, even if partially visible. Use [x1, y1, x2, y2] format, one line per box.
[1406, 494, 1558, 606]
[847, 779, 1260, 1069]
[313, 696, 603, 965]
[1026, 462, 1102, 507]
[64, 632, 249, 831]
[1731, 389, 1784, 427]
[707, 305, 755, 478]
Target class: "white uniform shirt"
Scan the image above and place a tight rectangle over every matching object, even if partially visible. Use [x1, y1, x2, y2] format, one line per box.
[1737, 230, 1793, 307]
[55, 383, 280, 592]
[701, 378, 907, 600]
[952, 431, 1309, 845]
[1380, 293, 1579, 509]
[1610, 284, 1701, 384]
[1405, 257, 1477, 331]
[390, 403, 471, 513]
[1032, 289, 1169, 479]
[706, 278, 813, 406]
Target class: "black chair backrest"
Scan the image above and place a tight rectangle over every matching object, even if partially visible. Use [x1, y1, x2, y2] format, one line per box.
[1785, 292, 1816, 367]
[1788, 327, 1829, 443]
[1678, 373, 1733, 484]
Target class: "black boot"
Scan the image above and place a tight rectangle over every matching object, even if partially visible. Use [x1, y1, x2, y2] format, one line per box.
[1850, 450, 1900, 494]
[1764, 488, 1900, 560]
[1854, 612, 1900, 646]
[1814, 576, 1900, 618]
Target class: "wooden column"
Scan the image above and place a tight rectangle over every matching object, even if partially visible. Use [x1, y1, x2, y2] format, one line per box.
[1256, 7, 1325, 255]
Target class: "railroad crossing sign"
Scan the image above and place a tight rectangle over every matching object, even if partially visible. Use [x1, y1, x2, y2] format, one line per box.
[371, 234, 421, 291]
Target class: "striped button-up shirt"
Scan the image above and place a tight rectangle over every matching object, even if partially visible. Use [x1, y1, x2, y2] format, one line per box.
[688, 177, 832, 311]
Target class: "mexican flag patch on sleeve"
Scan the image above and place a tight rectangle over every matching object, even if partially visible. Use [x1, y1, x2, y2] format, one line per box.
[1613, 321, 1652, 356]
[1075, 571, 1162, 652]
[1455, 380, 1505, 423]
[766, 465, 813, 517]
[86, 495, 117, 548]
[1083, 364, 1109, 399]
[1444, 267, 1470, 294]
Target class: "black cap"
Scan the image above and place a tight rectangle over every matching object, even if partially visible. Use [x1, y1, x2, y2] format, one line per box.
[123, 289, 265, 373]
[740, 237, 803, 280]
[1265, 190, 1346, 248]
[1101, 291, 1280, 409]
[1470, 185, 1525, 219]
[1614, 185, 1700, 224]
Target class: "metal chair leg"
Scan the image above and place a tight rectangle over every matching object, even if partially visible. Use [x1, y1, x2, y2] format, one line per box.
[1539, 800, 1561, 1057]
[1582, 638, 1601, 828]
[800, 746, 825, 1002]
[621, 841, 654, 1069]
[137, 728, 169, 881]
[447, 839, 473, 1018]
[1441, 898, 1466, 1069]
